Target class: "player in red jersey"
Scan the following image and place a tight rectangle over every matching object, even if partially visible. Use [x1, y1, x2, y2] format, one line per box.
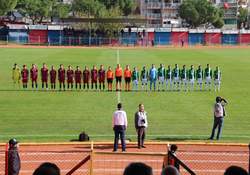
[83, 66, 90, 90]
[58, 64, 66, 91]
[67, 65, 74, 90]
[21, 65, 29, 89]
[50, 65, 57, 90]
[30, 64, 38, 89]
[91, 65, 98, 90]
[75, 66, 82, 90]
[98, 65, 105, 91]
[41, 63, 49, 90]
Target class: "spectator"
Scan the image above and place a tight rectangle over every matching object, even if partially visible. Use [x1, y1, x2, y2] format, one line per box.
[33, 162, 60, 175]
[161, 165, 179, 175]
[123, 162, 153, 175]
[224, 166, 248, 175]
[8, 138, 21, 175]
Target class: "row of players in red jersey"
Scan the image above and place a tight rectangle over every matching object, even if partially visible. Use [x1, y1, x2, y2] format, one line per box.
[18, 63, 117, 90]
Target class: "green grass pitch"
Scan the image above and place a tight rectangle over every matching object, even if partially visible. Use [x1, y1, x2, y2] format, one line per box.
[0, 47, 250, 143]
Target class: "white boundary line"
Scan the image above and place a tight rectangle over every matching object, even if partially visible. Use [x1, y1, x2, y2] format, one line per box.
[0, 134, 249, 138]
[117, 49, 121, 103]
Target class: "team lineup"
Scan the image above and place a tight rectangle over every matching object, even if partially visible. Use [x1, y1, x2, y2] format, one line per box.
[12, 63, 222, 92]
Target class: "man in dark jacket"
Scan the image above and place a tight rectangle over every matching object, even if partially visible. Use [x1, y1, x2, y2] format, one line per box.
[8, 138, 21, 175]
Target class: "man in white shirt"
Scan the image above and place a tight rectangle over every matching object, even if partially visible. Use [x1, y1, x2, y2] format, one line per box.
[209, 96, 225, 140]
[134, 104, 148, 149]
[112, 103, 127, 152]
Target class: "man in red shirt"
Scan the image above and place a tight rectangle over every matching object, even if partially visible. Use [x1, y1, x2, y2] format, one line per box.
[67, 65, 74, 90]
[98, 65, 105, 91]
[50, 65, 57, 90]
[83, 66, 90, 90]
[30, 64, 38, 90]
[21, 65, 29, 89]
[91, 65, 98, 90]
[58, 64, 66, 91]
[75, 66, 82, 90]
[41, 63, 49, 90]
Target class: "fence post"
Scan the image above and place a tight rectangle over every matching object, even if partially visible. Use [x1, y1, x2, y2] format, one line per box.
[6, 35, 8, 45]
[248, 143, 250, 174]
[89, 141, 94, 175]
[5, 143, 8, 175]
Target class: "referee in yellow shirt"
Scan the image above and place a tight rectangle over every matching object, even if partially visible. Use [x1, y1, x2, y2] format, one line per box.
[12, 63, 21, 88]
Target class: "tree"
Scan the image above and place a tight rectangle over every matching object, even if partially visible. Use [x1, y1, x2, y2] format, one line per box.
[51, 1, 70, 19]
[72, 0, 105, 17]
[179, 0, 224, 28]
[238, 7, 248, 28]
[0, 0, 17, 16]
[16, 0, 53, 24]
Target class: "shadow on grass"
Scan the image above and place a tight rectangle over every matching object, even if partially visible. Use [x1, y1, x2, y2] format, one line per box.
[152, 136, 208, 142]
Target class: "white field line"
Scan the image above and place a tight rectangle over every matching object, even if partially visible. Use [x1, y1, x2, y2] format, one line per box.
[0, 134, 249, 138]
[117, 49, 121, 103]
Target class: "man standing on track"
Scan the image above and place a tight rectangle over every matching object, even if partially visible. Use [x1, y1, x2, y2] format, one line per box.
[141, 65, 148, 91]
[50, 65, 57, 90]
[158, 64, 165, 91]
[149, 64, 157, 91]
[106, 66, 114, 91]
[21, 65, 29, 89]
[91, 65, 98, 90]
[75, 66, 82, 90]
[58, 64, 66, 91]
[8, 138, 20, 175]
[98, 65, 105, 91]
[41, 63, 49, 90]
[30, 64, 38, 90]
[67, 65, 74, 90]
[135, 103, 148, 149]
[83, 66, 90, 90]
[115, 64, 123, 91]
[12, 63, 21, 88]
[124, 65, 132, 91]
[112, 103, 127, 152]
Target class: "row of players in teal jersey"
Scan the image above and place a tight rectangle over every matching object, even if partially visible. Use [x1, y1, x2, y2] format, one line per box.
[143, 64, 221, 92]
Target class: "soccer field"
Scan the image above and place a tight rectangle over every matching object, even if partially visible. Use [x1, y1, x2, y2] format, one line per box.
[0, 47, 250, 142]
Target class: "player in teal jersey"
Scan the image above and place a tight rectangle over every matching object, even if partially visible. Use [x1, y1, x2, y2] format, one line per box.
[180, 65, 188, 91]
[172, 64, 180, 91]
[188, 65, 195, 91]
[196, 65, 203, 91]
[132, 67, 140, 91]
[157, 64, 165, 91]
[214, 66, 222, 91]
[141, 65, 148, 91]
[165, 65, 172, 91]
[204, 64, 213, 91]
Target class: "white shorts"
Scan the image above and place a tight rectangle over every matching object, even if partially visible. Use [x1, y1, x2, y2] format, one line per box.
[159, 76, 165, 83]
[205, 77, 212, 84]
[142, 79, 148, 85]
[197, 78, 203, 84]
[214, 79, 221, 85]
[166, 79, 172, 84]
[173, 77, 179, 83]
[133, 80, 138, 85]
[182, 79, 188, 84]
[189, 79, 195, 84]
